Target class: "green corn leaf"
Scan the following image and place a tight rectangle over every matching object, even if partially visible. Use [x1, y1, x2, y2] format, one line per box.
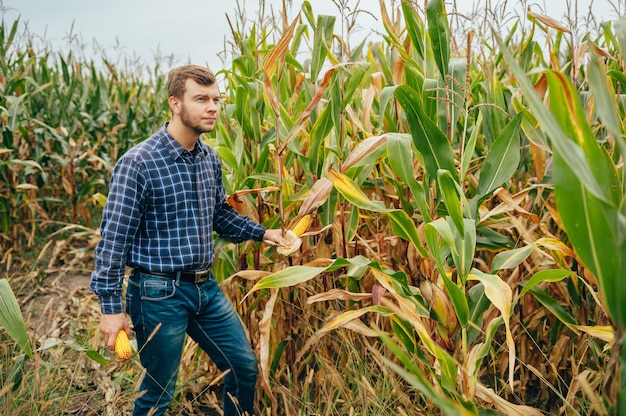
[587, 51, 626, 157]
[438, 169, 464, 235]
[545, 69, 623, 324]
[469, 316, 504, 377]
[379, 85, 398, 125]
[425, 221, 447, 278]
[310, 15, 335, 81]
[309, 103, 334, 175]
[340, 62, 369, 109]
[425, 217, 476, 284]
[454, 218, 476, 282]
[490, 244, 534, 273]
[247, 266, 326, 295]
[460, 111, 482, 181]
[476, 113, 522, 202]
[401, 0, 425, 59]
[426, 0, 450, 79]
[215, 145, 239, 174]
[0, 279, 32, 358]
[497, 35, 611, 205]
[529, 286, 577, 326]
[344, 204, 360, 243]
[466, 283, 493, 344]
[440, 273, 470, 328]
[386, 133, 432, 221]
[607, 69, 626, 90]
[518, 269, 575, 299]
[448, 58, 466, 144]
[426, 217, 458, 258]
[614, 17, 626, 62]
[553, 152, 620, 323]
[388, 209, 429, 257]
[246, 257, 364, 298]
[375, 331, 470, 416]
[546, 70, 621, 206]
[394, 84, 457, 182]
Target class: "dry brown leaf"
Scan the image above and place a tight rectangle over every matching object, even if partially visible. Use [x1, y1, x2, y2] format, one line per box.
[258, 288, 279, 402]
[533, 73, 548, 98]
[296, 177, 334, 217]
[528, 9, 571, 33]
[573, 325, 614, 344]
[590, 42, 611, 59]
[342, 134, 388, 172]
[303, 257, 335, 267]
[535, 237, 576, 258]
[530, 142, 547, 182]
[226, 186, 279, 217]
[372, 284, 386, 306]
[494, 187, 540, 224]
[307, 288, 373, 303]
[263, 12, 301, 79]
[277, 67, 337, 155]
[548, 334, 570, 372]
[392, 59, 405, 87]
[342, 320, 378, 337]
[476, 382, 543, 415]
[361, 86, 376, 132]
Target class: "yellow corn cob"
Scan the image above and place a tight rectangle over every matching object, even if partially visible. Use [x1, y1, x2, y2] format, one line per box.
[291, 214, 313, 237]
[114, 330, 133, 360]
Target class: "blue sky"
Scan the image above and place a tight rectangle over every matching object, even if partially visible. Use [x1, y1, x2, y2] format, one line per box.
[2, 0, 618, 74]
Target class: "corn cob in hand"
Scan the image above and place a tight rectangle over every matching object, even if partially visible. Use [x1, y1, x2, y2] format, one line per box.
[114, 330, 133, 360]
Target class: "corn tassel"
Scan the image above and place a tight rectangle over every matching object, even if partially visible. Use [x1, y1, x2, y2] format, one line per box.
[291, 214, 313, 236]
[115, 330, 133, 360]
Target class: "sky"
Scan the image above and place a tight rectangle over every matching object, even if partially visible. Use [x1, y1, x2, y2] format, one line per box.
[2, 0, 620, 75]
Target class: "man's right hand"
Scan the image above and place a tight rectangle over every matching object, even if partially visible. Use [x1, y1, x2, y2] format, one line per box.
[100, 313, 131, 351]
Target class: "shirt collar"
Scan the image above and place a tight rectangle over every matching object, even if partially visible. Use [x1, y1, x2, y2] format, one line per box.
[160, 122, 209, 161]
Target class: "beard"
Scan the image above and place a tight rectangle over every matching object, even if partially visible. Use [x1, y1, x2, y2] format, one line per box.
[179, 103, 215, 135]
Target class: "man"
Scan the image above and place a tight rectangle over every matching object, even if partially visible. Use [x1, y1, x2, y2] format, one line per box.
[91, 64, 287, 415]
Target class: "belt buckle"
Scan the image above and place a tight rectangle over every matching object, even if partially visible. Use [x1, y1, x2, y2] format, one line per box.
[193, 270, 210, 283]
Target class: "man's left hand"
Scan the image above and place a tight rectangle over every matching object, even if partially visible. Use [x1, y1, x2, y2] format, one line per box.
[263, 229, 290, 247]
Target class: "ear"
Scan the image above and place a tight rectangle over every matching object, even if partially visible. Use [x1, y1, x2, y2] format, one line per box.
[168, 96, 181, 114]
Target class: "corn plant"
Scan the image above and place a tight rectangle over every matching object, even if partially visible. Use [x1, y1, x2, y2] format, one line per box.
[0, 17, 169, 255]
[1, 0, 622, 414]
[497, 14, 626, 412]
[230, 0, 617, 414]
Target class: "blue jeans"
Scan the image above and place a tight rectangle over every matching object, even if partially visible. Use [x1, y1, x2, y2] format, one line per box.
[126, 270, 258, 415]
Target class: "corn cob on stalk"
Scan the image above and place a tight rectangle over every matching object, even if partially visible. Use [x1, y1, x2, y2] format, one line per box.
[114, 330, 133, 360]
[290, 214, 313, 236]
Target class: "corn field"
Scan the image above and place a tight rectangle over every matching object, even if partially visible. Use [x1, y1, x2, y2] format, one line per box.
[2, 0, 626, 414]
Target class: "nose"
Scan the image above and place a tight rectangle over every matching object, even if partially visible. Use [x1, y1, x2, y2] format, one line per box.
[207, 100, 218, 112]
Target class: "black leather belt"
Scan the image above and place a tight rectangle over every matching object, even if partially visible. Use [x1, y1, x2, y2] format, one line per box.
[135, 267, 211, 283]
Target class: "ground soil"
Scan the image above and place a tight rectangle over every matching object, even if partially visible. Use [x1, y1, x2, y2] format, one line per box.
[12, 272, 223, 415]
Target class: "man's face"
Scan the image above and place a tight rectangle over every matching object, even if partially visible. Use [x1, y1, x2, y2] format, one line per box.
[178, 79, 221, 135]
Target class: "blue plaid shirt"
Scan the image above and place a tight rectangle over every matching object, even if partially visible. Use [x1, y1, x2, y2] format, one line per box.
[91, 124, 266, 314]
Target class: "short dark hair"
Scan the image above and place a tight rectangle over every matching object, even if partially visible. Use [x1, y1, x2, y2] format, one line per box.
[167, 65, 216, 98]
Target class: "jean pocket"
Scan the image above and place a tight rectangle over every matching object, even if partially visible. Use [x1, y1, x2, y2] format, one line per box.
[140, 276, 176, 301]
